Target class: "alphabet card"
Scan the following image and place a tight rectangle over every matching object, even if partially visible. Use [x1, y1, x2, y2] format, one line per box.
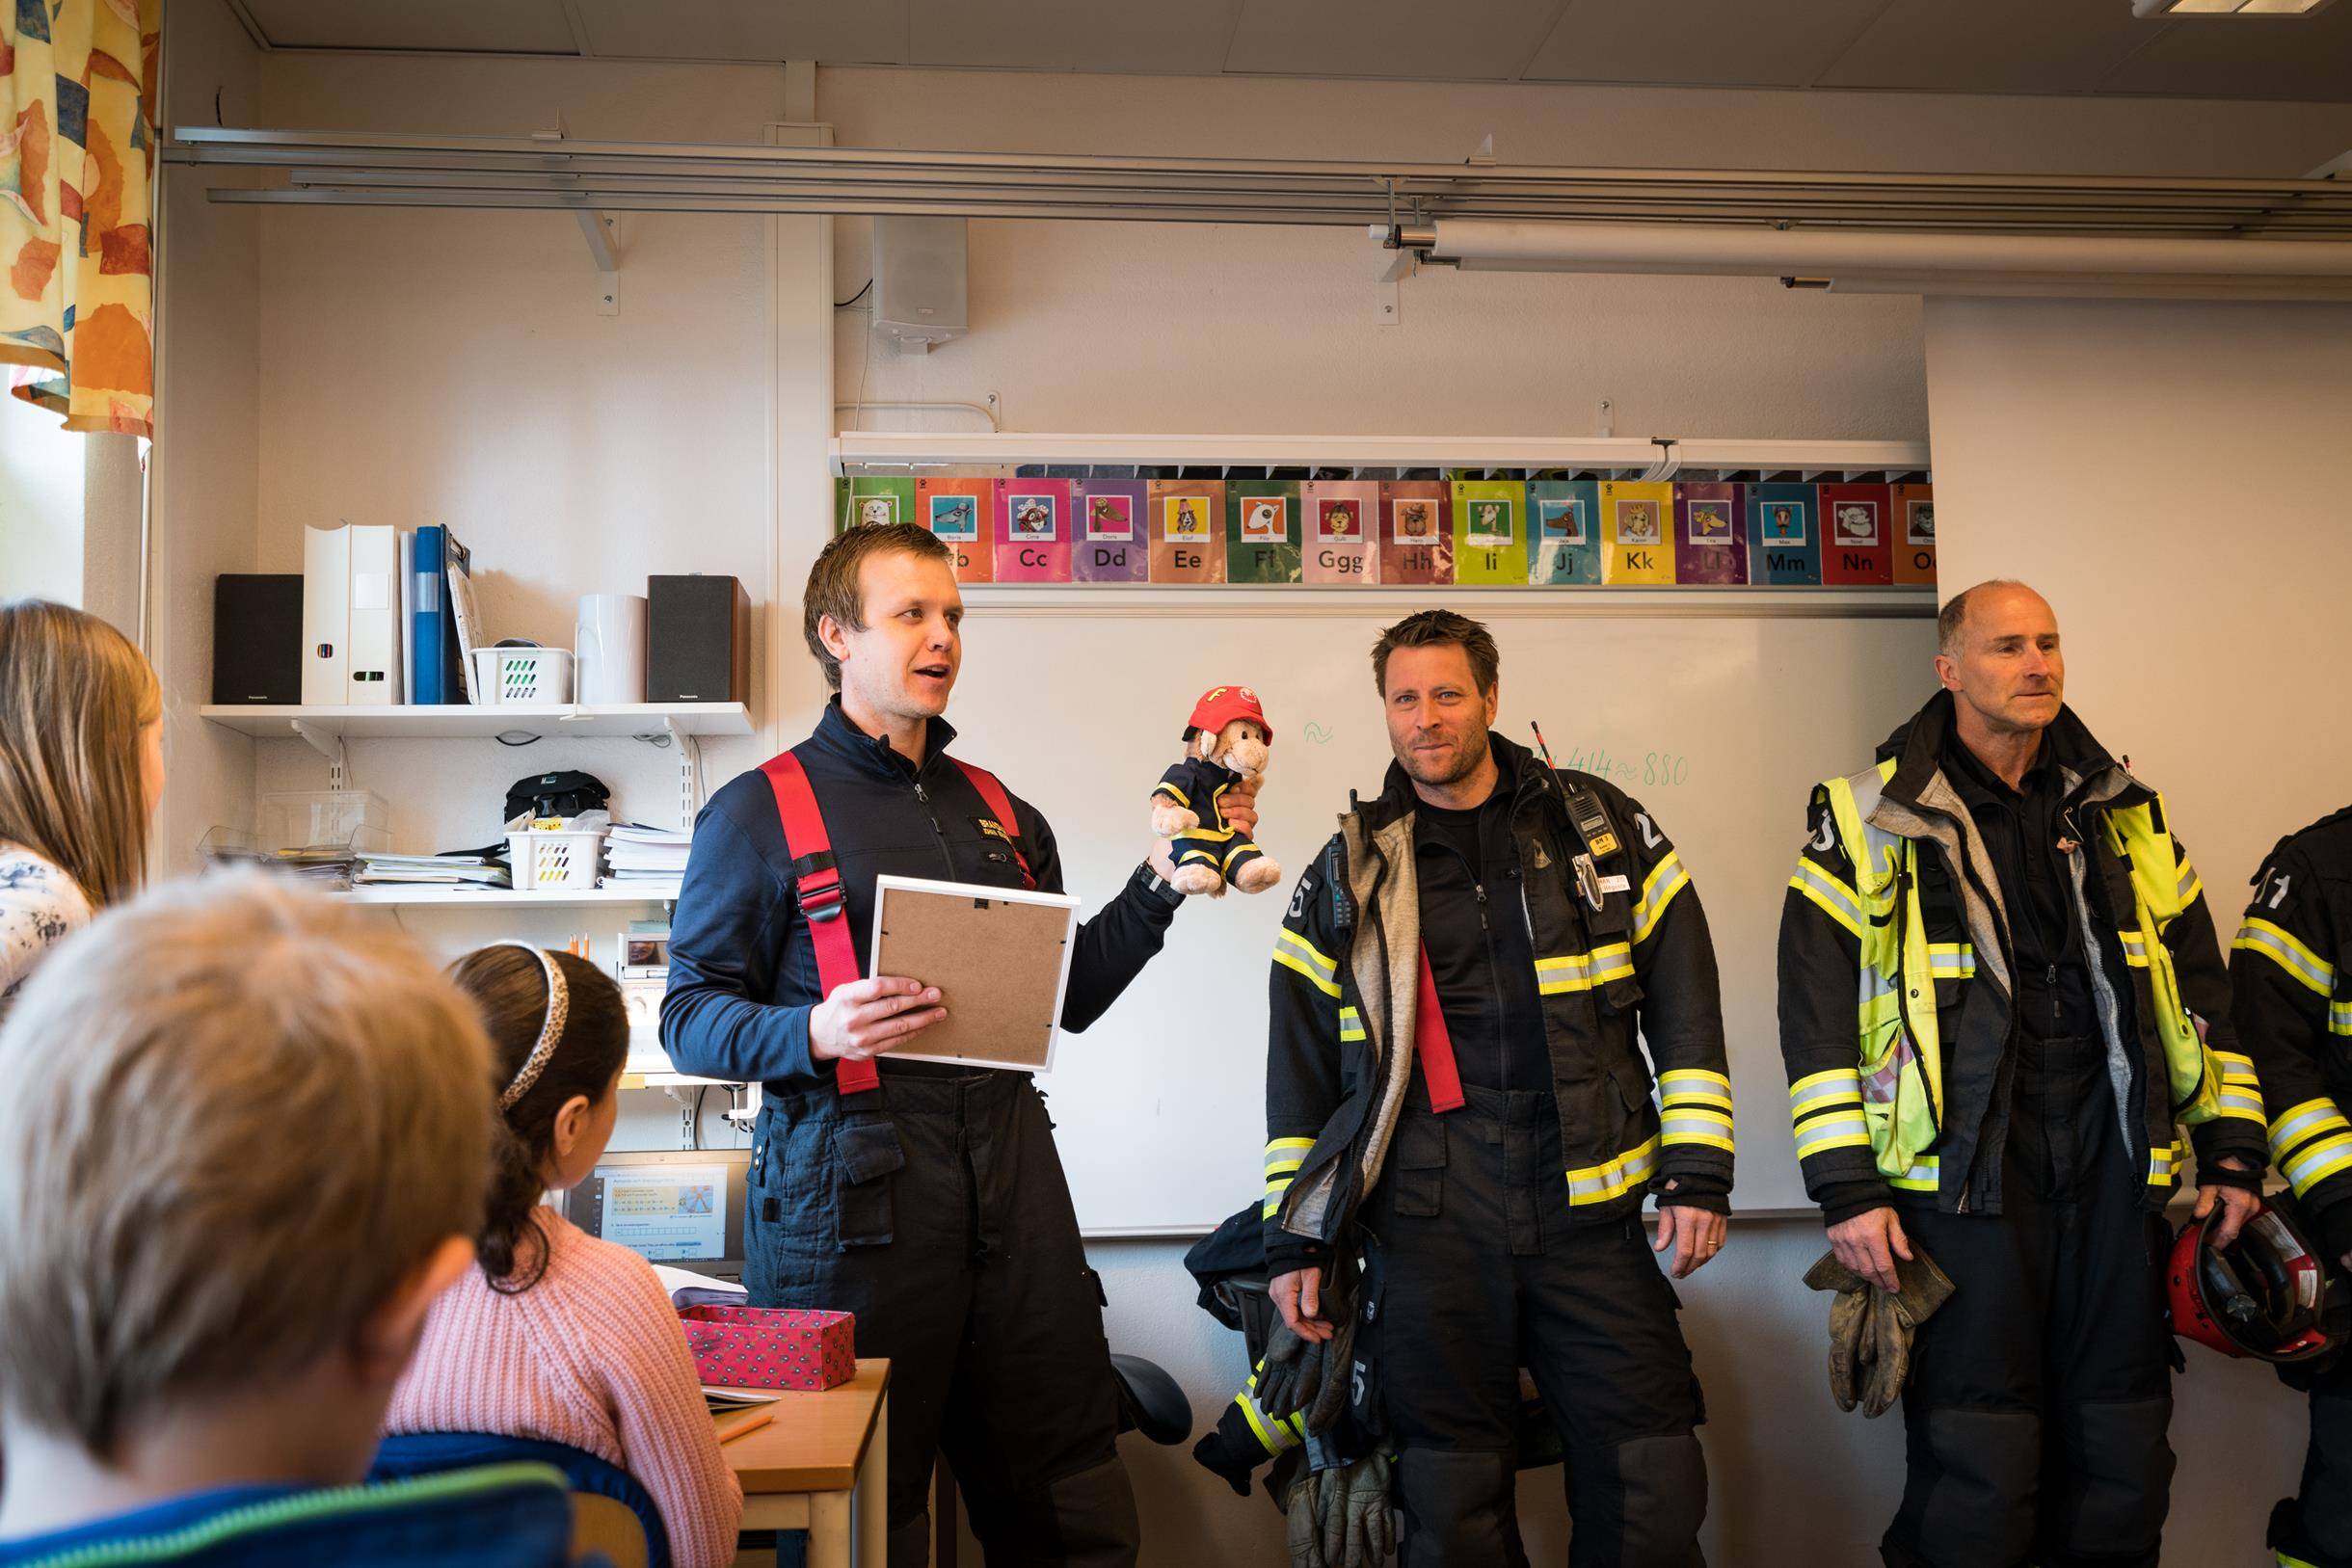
[1746, 482, 1820, 585]
[1893, 483, 1937, 587]
[1302, 481, 1377, 584]
[1073, 480, 1148, 583]
[1148, 478, 1226, 584]
[1526, 479, 1600, 585]
[1225, 479, 1303, 584]
[992, 479, 1072, 583]
[840, 475, 916, 534]
[915, 478, 995, 582]
[1452, 478, 1526, 585]
[1378, 481, 1454, 585]
[1600, 480, 1675, 585]
[1820, 482, 1893, 585]
[1674, 482, 1749, 584]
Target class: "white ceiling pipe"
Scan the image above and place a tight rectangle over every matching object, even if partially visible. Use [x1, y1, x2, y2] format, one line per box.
[1388, 219, 2352, 299]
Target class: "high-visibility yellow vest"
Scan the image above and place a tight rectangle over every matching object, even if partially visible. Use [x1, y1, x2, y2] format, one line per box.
[1814, 757, 2222, 1186]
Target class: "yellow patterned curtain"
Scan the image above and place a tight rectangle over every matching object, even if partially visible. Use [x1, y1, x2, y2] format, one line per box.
[0, 0, 159, 439]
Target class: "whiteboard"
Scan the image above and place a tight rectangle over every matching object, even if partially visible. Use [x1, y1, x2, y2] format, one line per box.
[947, 595, 1936, 1232]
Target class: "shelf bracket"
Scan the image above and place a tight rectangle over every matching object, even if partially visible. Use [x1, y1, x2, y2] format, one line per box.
[533, 119, 620, 310]
[288, 720, 348, 789]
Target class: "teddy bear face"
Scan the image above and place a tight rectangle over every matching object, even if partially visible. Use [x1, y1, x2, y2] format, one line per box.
[1203, 718, 1271, 780]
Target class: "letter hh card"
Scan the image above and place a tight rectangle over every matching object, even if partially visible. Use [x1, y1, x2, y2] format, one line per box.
[916, 477, 996, 582]
[1148, 478, 1227, 583]
[1601, 480, 1675, 585]
[1820, 482, 1893, 585]
[1674, 481, 1749, 584]
[1302, 480, 1377, 583]
[993, 479, 1073, 583]
[1527, 479, 1600, 585]
[1379, 481, 1455, 584]
[1745, 482, 1820, 585]
[1893, 482, 1937, 588]
[839, 476, 917, 533]
[1225, 479, 1303, 584]
[1452, 478, 1528, 586]
[1074, 480, 1148, 583]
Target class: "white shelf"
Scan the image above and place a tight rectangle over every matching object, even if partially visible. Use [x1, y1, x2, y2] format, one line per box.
[338, 885, 680, 907]
[199, 702, 753, 740]
[831, 431, 1930, 475]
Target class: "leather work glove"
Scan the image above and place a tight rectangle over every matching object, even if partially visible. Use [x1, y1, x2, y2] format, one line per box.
[1256, 1306, 1359, 1437]
[1805, 1245, 1957, 1418]
[1285, 1453, 1395, 1568]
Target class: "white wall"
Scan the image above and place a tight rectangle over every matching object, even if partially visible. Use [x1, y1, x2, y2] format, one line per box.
[148, 33, 2352, 1561]
[0, 412, 87, 604]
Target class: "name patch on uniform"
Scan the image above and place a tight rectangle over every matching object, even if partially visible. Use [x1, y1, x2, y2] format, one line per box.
[1597, 874, 1631, 894]
[975, 817, 1013, 844]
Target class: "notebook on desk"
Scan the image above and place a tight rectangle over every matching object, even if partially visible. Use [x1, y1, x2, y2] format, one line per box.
[562, 1149, 750, 1283]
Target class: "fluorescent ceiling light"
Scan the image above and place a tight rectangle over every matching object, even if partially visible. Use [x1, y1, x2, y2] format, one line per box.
[2132, 0, 2333, 13]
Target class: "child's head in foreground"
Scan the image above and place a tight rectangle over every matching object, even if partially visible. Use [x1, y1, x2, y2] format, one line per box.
[0, 874, 494, 1528]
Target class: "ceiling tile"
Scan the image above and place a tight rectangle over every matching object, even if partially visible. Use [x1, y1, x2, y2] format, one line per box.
[1524, 0, 1889, 87]
[1225, 0, 1567, 80]
[1819, 0, 2155, 95]
[243, 0, 577, 54]
[569, 0, 909, 65]
[2096, 4, 2352, 100]
[909, 0, 1245, 73]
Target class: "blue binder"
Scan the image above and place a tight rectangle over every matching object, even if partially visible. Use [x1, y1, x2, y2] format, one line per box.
[414, 524, 448, 704]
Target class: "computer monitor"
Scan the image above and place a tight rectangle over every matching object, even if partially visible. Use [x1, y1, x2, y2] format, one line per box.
[562, 1148, 750, 1281]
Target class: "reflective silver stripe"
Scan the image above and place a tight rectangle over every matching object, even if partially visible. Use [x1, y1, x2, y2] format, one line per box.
[2285, 1133, 2352, 1195]
[1338, 1006, 1366, 1042]
[2234, 919, 2337, 995]
[2333, 1001, 2352, 1038]
[1927, 944, 1976, 978]
[1794, 1110, 1870, 1159]
[1564, 1137, 1659, 1204]
[1534, 943, 1635, 995]
[2270, 1100, 2350, 1155]
[2148, 1141, 2182, 1183]
[2118, 931, 2150, 965]
[1658, 1068, 1733, 1108]
[2217, 1088, 2266, 1120]
[1273, 928, 1342, 997]
[1791, 858, 1866, 932]
[1631, 853, 1691, 945]
[2176, 858, 2200, 906]
[1886, 1156, 1939, 1191]
[2214, 1050, 2259, 1085]
[1660, 1107, 1734, 1151]
[1789, 1070, 1864, 1115]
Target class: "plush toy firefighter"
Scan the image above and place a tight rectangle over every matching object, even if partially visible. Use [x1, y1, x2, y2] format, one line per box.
[1153, 685, 1279, 897]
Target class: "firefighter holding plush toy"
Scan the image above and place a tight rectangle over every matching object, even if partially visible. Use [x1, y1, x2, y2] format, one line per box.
[1154, 686, 1281, 897]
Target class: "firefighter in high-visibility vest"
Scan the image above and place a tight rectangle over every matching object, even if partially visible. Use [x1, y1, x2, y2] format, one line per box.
[2231, 806, 2352, 1568]
[1777, 579, 2266, 1568]
[664, 522, 1232, 1568]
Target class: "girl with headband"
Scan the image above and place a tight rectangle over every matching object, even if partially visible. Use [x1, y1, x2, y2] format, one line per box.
[386, 943, 743, 1567]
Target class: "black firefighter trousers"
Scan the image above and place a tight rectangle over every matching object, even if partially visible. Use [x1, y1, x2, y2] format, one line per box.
[1883, 1034, 2177, 1568]
[2269, 1301, 2352, 1567]
[1370, 1084, 1709, 1568]
[748, 1073, 1137, 1568]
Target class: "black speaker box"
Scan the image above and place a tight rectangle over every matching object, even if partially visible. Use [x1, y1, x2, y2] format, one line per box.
[211, 574, 304, 705]
[647, 574, 752, 704]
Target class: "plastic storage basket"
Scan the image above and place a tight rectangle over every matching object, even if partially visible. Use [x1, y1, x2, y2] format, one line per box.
[259, 789, 391, 855]
[507, 825, 607, 891]
[469, 646, 575, 705]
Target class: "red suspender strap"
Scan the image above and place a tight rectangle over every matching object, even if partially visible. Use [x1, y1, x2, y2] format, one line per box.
[760, 751, 879, 1096]
[1412, 946, 1467, 1114]
[949, 758, 1037, 890]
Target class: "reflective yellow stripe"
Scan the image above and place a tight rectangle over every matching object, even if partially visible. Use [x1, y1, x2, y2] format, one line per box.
[1564, 1136, 1659, 1204]
[1233, 1387, 1296, 1455]
[2175, 854, 2202, 909]
[1794, 1110, 1872, 1160]
[1219, 838, 1262, 868]
[2147, 1140, 2183, 1185]
[2213, 1050, 2259, 1085]
[1926, 943, 1975, 979]
[1788, 1069, 1864, 1116]
[2270, 1098, 2351, 1153]
[1534, 943, 1635, 996]
[2233, 917, 2336, 997]
[2118, 930, 2151, 968]
[2333, 1001, 2352, 1038]
[1338, 1005, 1366, 1043]
[1272, 928, 1342, 997]
[1658, 1068, 1733, 1109]
[2278, 1550, 2322, 1568]
[1631, 852, 1691, 945]
[1886, 1156, 1939, 1192]
[1155, 783, 1190, 808]
[1790, 858, 1865, 939]
[2272, 1097, 2352, 1196]
[1262, 1136, 1315, 1218]
[2216, 1087, 2267, 1124]
[1659, 1105, 1735, 1153]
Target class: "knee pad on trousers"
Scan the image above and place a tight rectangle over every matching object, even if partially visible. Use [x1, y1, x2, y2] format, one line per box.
[1905, 1408, 2041, 1568]
[2047, 1396, 2172, 1563]
[960, 1452, 1140, 1568]
[1564, 1433, 1707, 1568]
[1396, 1447, 1523, 1568]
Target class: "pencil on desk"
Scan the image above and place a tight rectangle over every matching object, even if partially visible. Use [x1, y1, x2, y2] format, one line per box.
[713, 1404, 776, 1444]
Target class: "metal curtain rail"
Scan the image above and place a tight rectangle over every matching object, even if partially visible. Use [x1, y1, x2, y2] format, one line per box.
[163, 127, 2352, 237]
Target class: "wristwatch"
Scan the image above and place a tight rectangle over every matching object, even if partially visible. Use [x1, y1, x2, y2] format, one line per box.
[1136, 862, 1185, 909]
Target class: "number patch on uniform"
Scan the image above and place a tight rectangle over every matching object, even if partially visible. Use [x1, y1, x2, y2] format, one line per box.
[1635, 812, 1664, 850]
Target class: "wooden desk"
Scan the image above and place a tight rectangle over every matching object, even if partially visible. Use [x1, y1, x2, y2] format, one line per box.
[725, 1359, 890, 1568]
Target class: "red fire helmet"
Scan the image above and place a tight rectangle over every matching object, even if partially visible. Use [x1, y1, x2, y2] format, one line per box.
[2167, 1196, 2338, 1364]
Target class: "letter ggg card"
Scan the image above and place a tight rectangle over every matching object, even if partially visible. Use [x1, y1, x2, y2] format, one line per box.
[1074, 479, 1148, 583]
[1452, 477, 1527, 586]
[1526, 478, 1600, 586]
[915, 477, 994, 581]
[1147, 478, 1226, 584]
[1673, 481, 1749, 584]
[993, 479, 1072, 583]
[1301, 480, 1376, 584]
[1225, 478, 1303, 585]
[1600, 479, 1675, 585]
[1820, 482, 1893, 585]
[1378, 480, 1454, 585]
[1746, 482, 1819, 585]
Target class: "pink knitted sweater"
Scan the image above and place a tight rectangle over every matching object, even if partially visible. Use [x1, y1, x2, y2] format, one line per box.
[386, 1209, 744, 1568]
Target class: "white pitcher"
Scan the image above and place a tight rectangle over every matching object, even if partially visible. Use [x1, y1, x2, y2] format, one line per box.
[574, 593, 648, 705]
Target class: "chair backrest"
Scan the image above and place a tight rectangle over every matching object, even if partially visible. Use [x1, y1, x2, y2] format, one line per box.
[372, 1432, 668, 1568]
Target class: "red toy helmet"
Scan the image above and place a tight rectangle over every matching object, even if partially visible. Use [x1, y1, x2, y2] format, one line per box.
[2167, 1196, 2338, 1364]
[1185, 685, 1272, 745]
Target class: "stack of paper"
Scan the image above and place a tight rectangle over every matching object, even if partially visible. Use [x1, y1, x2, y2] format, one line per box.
[605, 823, 691, 890]
[354, 852, 512, 889]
